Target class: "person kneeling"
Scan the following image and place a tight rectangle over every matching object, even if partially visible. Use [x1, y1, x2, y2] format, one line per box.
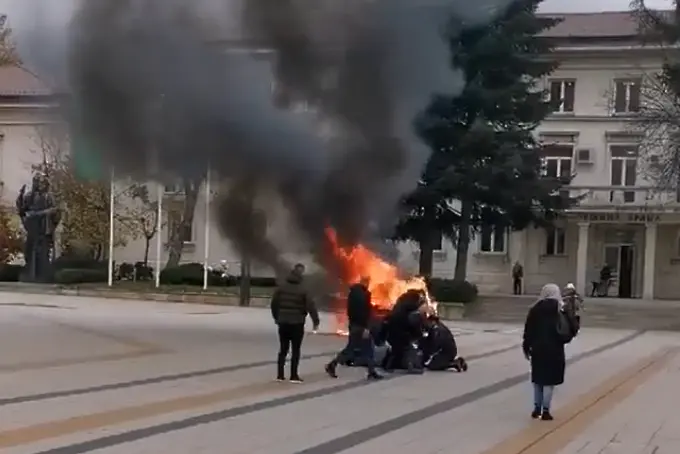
[422, 315, 468, 372]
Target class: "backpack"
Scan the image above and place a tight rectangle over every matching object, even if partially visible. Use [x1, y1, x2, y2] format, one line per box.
[556, 309, 576, 343]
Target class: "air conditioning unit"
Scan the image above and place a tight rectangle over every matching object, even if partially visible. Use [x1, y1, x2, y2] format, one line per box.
[575, 148, 594, 165]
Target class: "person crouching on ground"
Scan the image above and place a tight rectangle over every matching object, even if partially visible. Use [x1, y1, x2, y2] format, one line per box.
[270, 263, 319, 383]
[522, 283, 576, 421]
[325, 277, 383, 380]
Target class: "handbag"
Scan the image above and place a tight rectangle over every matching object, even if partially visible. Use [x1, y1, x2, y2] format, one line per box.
[556, 309, 575, 343]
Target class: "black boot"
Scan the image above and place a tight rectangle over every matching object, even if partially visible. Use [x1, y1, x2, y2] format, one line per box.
[367, 370, 384, 380]
[325, 361, 338, 378]
[541, 409, 553, 420]
[531, 406, 541, 419]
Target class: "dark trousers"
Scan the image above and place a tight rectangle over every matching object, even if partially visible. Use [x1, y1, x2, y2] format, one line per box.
[277, 323, 305, 379]
[513, 277, 522, 295]
[333, 325, 376, 373]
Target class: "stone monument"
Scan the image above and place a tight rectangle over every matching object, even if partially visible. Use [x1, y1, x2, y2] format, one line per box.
[15, 173, 61, 282]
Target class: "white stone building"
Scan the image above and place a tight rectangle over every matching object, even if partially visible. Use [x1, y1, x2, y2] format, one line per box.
[403, 11, 678, 299]
[2, 11, 680, 298]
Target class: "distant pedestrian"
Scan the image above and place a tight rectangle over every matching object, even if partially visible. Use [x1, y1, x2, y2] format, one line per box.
[599, 264, 612, 297]
[270, 263, 319, 383]
[522, 283, 577, 421]
[512, 261, 524, 295]
[325, 277, 383, 380]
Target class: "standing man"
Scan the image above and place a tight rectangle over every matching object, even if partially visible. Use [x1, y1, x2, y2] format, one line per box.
[599, 264, 612, 297]
[512, 261, 524, 295]
[325, 277, 383, 380]
[271, 263, 319, 383]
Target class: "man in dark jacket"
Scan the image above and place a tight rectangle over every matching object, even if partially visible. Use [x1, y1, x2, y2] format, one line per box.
[271, 263, 319, 383]
[325, 277, 383, 380]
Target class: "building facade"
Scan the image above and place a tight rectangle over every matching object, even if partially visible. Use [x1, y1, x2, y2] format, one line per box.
[2, 11, 680, 298]
[404, 11, 680, 299]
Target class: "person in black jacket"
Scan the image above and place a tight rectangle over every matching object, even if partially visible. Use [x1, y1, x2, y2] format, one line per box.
[325, 277, 383, 380]
[382, 289, 428, 372]
[271, 264, 320, 383]
[523, 283, 576, 421]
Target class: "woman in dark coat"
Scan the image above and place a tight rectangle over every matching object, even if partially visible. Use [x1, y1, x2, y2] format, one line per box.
[522, 283, 572, 421]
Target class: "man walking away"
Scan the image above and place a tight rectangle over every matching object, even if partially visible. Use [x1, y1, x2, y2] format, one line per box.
[325, 277, 383, 380]
[512, 261, 524, 295]
[271, 263, 319, 383]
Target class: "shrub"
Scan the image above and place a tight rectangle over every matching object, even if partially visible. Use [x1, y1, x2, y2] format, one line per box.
[428, 278, 478, 304]
[159, 262, 230, 286]
[134, 262, 154, 281]
[118, 262, 135, 280]
[0, 204, 23, 264]
[117, 262, 154, 281]
[248, 276, 277, 287]
[0, 264, 22, 281]
[53, 256, 108, 271]
[160, 262, 271, 287]
[54, 268, 108, 285]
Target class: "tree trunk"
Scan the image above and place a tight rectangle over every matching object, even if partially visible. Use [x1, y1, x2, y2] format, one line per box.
[454, 200, 473, 282]
[143, 237, 151, 266]
[165, 178, 200, 268]
[239, 253, 251, 307]
[418, 236, 434, 277]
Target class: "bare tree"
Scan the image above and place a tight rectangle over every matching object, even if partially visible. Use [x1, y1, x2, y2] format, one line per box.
[162, 176, 201, 268]
[0, 15, 19, 67]
[632, 72, 680, 188]
[32, 125, 132, 259]
[629, 1, 680, 189]
[118, 184, 166, 265]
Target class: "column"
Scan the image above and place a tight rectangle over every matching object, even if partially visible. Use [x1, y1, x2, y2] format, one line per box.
[576, 222, 589, 296]
[643, 223, 657, 299]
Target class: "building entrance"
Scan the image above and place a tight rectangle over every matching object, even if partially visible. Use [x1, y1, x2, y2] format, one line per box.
[603, 244, 635, 298]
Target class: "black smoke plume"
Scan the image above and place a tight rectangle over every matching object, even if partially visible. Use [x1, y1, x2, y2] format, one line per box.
[20, 0, 512, 279]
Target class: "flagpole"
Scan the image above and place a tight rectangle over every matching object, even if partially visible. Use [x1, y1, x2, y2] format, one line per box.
[202, 163, 210, 290]
[107, 167, 115, 286]
[155, 182, 163, 288]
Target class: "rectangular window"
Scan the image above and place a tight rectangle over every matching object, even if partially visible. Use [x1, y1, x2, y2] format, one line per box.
[545, 227, 566, 256]
[480, 225, 506, 253]
[549, 80, 575, 113]
[164, 182, 184, 194]
[614, 79, 641, 113]
[167, 211, 193, 243]
[610, 145, 638, 203]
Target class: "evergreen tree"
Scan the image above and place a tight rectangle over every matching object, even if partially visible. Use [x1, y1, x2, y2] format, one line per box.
[398, 0, 575, 280]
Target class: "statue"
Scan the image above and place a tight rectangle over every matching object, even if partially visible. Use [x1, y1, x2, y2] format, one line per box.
[15, 173, 61, 282]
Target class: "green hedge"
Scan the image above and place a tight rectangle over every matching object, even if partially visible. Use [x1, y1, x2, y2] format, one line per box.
[0, 264, 22, 281]
[159, 262, 277, 287]
[52, 256, 108, 271]
[428, 278, 478, 304]
[159, 262, 236, 286]
[54, 268, 109, 285]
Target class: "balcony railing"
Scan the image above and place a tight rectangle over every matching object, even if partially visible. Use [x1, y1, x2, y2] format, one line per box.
[568, 186, 680, 209]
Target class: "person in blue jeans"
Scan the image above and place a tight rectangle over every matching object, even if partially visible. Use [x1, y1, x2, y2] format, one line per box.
[325, 277, 383, 380]
[523, 283, 574, 421]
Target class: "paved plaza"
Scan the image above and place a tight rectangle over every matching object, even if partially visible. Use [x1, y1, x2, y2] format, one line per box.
[0, 292, 679, 453]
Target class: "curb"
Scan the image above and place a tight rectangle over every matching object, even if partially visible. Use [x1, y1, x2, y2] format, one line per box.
[0, 284, 472, 320]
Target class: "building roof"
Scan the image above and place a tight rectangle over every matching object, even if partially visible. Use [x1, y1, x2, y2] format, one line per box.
[0, 65, 51, 97]
[540, 10, 669, 39]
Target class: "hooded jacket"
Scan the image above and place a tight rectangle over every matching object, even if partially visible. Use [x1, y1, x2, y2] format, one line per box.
[270, 273, 319, 326]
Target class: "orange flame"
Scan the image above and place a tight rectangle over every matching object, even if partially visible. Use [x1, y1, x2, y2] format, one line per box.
[324, 227, 436, 334]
